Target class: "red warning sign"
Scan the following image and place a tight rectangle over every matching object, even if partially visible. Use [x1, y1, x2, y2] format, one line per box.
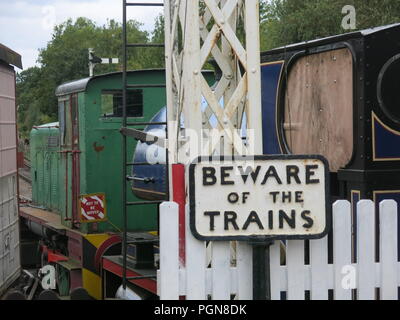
[79, 193, 107, 223]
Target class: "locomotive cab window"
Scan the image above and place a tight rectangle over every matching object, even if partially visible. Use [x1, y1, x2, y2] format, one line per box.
[58, 98, 71, 146]
[101, 89, 143, 118]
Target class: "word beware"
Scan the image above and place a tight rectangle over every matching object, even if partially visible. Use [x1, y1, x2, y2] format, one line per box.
[202, 164, 320, 186]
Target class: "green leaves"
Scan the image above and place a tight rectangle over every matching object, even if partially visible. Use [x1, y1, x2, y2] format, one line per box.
[260, 0, 400, 51]
[17, 16, 165, 138]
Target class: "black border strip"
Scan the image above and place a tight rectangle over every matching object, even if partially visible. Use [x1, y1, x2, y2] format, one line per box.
[189, 155, 331, 242]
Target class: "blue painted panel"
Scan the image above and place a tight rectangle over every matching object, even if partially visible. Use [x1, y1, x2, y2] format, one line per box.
[261, 62, 284, 155]
[374, 116, 400, 160]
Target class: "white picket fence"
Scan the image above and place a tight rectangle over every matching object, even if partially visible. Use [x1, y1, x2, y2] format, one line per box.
[157, 200, 400, 300]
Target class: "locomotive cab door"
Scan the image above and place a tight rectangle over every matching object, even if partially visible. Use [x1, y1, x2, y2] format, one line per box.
[59, 94, 80, 227]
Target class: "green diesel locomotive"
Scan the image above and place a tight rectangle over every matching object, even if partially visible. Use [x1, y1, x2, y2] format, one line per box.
[25, 70, 169, 299]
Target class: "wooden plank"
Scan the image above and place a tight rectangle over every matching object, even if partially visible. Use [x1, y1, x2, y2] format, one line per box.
[211, 242, 231, 300]
[204, 267, 237, 296]
[310, 236, 329, 300]
[286, 240, 305, 300]
[284, 48, 353, 172]
[269, 240, 281, 300]
[185, 204, 207, 300]
[357, 200, 376, 300]
[379, 200, 398, 300]
[159, 202, 180, 300]
[333, 200, 353, 300]
[236, 241, 253, 300]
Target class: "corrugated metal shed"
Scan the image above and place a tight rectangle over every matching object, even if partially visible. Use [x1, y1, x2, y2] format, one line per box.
[0, 43, 21, 297]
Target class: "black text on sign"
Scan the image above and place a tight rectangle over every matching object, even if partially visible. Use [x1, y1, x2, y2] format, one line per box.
[189, 156, 331, 241]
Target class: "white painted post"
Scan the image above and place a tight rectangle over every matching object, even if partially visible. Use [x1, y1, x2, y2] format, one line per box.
[357, 200, 376, 300]
[244, 0, 263, 155]
[286, 240, 305, 300]
[159, 202, 180, 300]
[379, 200, 398, 300]
[310, 236, 329, 300]
[236, 241, 253, 300]
[185, 204, 207, 300]
[211, 242, 231, 300]
[333, 201, 353, 300]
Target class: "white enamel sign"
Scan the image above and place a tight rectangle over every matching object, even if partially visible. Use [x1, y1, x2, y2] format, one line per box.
[189, 156, 330, 241]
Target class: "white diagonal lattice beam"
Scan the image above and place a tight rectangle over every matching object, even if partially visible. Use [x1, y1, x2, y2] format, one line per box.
[165, 0, 262, 163]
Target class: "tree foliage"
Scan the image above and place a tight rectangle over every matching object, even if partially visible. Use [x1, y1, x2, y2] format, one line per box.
[17, 16, 165, 138]
[17, 2, 400, 138]
[260, 0, 400, 50]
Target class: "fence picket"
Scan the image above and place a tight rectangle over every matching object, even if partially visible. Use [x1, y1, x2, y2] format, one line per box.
[236, 241, 253, 300]
[333, 200, 352, 300]
[211, 242, 231, 300]
[286, 240, 305, 300]
[310, 236, 329, 300]
[380, 200, 398, 300]
[185, 204, 207, 300]
[357, 200, 376, 300]
[159, 202, 180, 300]
[269, 240, 281, 300]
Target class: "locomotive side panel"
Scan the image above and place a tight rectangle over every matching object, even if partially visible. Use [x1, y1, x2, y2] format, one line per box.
[30, 124, 61, 212]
